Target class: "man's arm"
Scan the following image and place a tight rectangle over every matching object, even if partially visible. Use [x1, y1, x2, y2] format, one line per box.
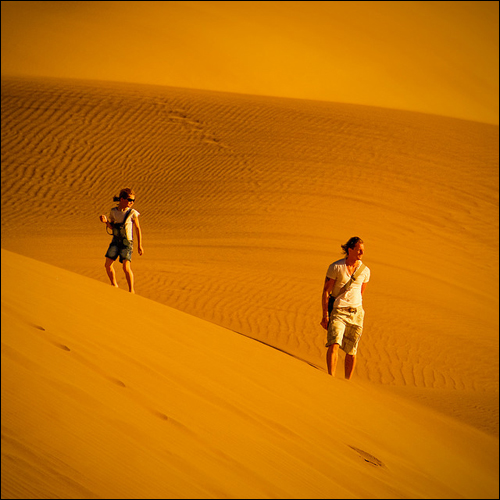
[320, 277, 336, 330]
[361, 282, 367, 295]
[134, 216, 144, 255]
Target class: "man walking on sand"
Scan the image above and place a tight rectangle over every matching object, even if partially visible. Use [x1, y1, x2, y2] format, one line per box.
[320, 237, 370, 379]
[99, 188, 144, 293]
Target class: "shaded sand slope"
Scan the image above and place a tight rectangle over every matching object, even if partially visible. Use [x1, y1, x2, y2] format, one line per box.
[2, 249, 498, 499]
[1, 76, 498, 436]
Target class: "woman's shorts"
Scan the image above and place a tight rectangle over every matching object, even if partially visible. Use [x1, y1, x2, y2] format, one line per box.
[326, 307, 365, 355]
[105, 240, 133, 263]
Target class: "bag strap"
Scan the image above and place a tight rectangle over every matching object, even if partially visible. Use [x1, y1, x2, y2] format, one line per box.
[328, 262, 367, 314]
[109, 209, 133, 233]
[122, 209, 134, 239]
[122, 208, 133, 225]
[110, 208, 133, 226]
[339, 262, 366, 295]
[106, 209, 133, 236]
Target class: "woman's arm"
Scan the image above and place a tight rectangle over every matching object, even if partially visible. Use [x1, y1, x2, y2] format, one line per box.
[99, 214, 113, 230]
[134, 216, 144, 255]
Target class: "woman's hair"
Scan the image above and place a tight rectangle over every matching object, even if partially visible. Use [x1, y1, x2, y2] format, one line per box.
[113, 188, 135, 202]
[341, 236, 363, 256]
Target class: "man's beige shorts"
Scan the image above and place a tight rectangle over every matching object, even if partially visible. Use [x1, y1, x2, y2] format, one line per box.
[326, 307, 365, 355]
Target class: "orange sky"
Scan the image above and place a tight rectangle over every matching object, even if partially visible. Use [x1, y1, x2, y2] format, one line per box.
[1, 0, 498, 124]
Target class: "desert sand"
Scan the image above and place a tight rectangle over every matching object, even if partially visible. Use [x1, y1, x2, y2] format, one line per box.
[1, 74, 498, 498]
[1, 1, 498, 125]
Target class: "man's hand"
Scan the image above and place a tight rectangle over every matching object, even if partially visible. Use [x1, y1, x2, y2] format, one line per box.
[321, 277, 335, 330]
[99, 215, 107, 223]
[320, 315, 329, 330]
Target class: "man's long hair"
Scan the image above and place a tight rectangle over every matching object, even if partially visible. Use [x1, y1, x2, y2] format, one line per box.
[341, 236, 363, 256]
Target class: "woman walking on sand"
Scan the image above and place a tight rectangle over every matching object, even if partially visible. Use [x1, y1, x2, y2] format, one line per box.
[99, 188, 144, 293]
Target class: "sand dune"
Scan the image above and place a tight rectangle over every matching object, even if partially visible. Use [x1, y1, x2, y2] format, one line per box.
[1, 76, 499, 497]
[1, 1, 498, 124]
[2, 249, 498, 498]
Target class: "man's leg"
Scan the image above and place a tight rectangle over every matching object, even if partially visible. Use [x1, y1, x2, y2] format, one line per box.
[122, 260, 135, 293]
[326, 344, 340, 376]
[345, 354, 356, 379]
[105, 258, 118, 287]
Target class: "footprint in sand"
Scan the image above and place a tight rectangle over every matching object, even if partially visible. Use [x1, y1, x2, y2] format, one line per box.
[349, 445, 385, 467]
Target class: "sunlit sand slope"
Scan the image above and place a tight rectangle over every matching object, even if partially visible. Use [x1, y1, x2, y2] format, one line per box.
[2, 249, 498, 499]
[1, 76, 498, 437]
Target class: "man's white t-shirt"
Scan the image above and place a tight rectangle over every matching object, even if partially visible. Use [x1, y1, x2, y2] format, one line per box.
[109, 207, 140, 241]
[326, 258, 370, 308]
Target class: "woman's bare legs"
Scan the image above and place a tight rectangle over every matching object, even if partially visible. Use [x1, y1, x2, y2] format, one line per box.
[122, 260, 135, 293]
[104, 258, 119, 287]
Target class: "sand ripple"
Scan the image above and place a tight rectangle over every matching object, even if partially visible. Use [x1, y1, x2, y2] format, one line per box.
[2, 77, 498, 415]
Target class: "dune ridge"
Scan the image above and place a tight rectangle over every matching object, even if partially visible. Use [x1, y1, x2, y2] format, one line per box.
[2, 1, 498, 125]
[1, 75, 498, 443]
